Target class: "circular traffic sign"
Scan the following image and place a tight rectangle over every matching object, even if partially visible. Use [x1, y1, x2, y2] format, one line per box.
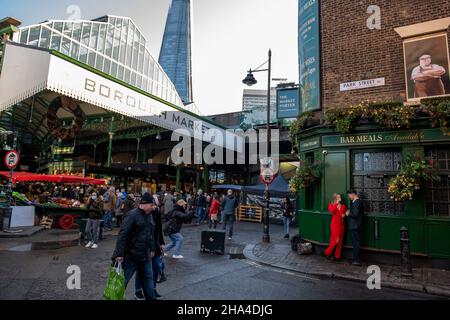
[260, 167, 275, 185]
[4, 150, 20, 169]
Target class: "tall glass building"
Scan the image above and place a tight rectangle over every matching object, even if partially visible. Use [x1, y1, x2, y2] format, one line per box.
[14, 15, 199, 113]
[159, 0, 193, 104]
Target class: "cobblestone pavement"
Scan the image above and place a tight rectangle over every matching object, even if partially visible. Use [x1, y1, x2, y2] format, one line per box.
[0, 221, 445, 300]
[244, 238, 450, 298]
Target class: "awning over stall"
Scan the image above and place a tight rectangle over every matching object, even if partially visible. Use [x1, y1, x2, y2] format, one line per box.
[0, 171, 106, 185]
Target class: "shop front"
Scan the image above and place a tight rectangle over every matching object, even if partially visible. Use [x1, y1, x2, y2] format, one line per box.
[296, 124, 450, 263]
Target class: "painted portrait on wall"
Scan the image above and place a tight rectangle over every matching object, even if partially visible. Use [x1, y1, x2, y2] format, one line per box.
[403, 33, 450, 100]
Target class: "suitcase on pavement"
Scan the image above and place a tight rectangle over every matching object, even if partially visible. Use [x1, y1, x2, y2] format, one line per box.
[201, 230, 225, 255]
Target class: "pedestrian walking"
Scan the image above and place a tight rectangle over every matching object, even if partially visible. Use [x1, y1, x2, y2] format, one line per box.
[324, 194, 346, 261]
[186, 192, 194, 224]
[163, 199, 192, 259]
[208, 194, 220, 229]
[112, 193, 157, 300]
[85, 192, 103, 249]
[162, 189, 175, 220]
[346, 190, 364, 266]
[115, 192, 125, 228]
[103, 186, 117, 231]
[122, 193, 136, 218]
[134, 203, 165, 300]
[195, 189, 206, 225]
[221, 190, 238, 240]
[281, 196, 294, 239]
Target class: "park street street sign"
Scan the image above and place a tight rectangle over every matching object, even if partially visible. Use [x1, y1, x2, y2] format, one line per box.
[4, 150, 19, 169]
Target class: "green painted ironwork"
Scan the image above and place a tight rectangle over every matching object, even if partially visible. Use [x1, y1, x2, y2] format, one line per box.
[203, 165, 209, 194]
[176, 166, 181, 192]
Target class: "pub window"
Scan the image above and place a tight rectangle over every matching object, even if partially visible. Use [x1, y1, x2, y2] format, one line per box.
[352, 150, 404, 214]
[426, 147, 450, 217]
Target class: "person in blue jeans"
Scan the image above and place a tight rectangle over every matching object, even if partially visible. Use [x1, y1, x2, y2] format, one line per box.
[112, 193, 157, 300]
[221, 190, 239, 240]
[195, 190, 206, 225]
[164, 199, 191, 259]
[281, 196, 294, 239]
[135, 205, 165, 300]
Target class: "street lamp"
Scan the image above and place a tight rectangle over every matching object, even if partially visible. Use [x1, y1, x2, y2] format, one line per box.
[242, 49, 272, 243]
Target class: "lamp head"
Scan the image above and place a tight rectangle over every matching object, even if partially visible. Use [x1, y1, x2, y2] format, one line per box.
[242, 70, 257, 86]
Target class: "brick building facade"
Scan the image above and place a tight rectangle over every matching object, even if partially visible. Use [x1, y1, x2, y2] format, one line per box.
[295, 1, 450, 266]
[319, 0, 450, 109]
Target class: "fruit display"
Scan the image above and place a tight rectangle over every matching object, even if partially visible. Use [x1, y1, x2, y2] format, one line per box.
[12, 192, 33, 206]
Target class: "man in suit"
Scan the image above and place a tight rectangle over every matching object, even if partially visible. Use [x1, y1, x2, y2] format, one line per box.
[346, 190, 364, 266]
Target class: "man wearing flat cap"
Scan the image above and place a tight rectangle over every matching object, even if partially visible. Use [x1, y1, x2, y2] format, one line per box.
[112, 192, 157, 300]
[411, 54, 446, 98]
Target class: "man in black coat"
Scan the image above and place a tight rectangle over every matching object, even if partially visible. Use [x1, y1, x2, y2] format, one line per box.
[112, 193, 157, 300]
[346, 190, 364, 266]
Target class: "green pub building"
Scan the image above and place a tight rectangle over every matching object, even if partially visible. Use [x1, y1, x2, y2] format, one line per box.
[295, 0, 450, 266]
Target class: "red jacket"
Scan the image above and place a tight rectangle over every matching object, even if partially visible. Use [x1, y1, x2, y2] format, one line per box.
[209, 199, 220, 216]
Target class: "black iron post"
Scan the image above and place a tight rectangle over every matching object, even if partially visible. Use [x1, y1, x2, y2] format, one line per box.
[262, 49, 272, 244]
[7, 133, 17, 207]
[400, 226, 413, 277]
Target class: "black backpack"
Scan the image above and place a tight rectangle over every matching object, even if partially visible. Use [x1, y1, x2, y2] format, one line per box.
[291, 235, 301, 251]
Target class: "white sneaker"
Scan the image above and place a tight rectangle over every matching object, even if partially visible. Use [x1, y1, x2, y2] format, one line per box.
[91, 243, 98, 249]
[85, 241, 93, 248]
[172, 255, 184, 259]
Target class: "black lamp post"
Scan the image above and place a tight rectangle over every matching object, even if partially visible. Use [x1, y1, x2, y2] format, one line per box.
[243, 49, 272, 243]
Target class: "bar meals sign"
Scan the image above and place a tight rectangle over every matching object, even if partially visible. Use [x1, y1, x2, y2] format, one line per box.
[322, 129, 450, 147]
[340, 78, 385, 91]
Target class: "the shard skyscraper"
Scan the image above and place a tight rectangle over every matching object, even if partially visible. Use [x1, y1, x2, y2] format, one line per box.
[159, 0, 193, 105]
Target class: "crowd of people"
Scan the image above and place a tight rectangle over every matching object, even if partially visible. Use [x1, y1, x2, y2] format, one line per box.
[80, 185, 245, 300]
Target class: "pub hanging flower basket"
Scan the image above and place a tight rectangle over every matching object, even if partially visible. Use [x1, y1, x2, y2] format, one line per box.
[387, 157, 440, 201]
[289, 158, 323, 192]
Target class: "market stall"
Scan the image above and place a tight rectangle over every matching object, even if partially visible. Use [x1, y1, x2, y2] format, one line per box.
[0, 172, 106, 229]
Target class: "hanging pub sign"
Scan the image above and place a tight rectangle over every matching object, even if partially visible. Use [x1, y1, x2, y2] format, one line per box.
[277, 87, 300, 119]
[298, 0, 321, 112]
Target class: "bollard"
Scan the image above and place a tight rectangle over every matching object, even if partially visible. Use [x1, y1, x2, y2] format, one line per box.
[400, 226, 413, 277]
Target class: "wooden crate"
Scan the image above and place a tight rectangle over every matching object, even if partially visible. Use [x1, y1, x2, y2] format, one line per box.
[40, 216, 54, 229]
[237, 205, 263, 223]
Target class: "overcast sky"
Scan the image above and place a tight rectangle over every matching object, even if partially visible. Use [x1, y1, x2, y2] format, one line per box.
[1, 0, 299, 116]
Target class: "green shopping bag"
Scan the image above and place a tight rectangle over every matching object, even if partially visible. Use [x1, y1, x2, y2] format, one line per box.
[103, 262, 126, 300]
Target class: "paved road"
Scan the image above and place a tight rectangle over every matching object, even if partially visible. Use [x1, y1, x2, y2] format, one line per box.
[0, 221, 444, 300]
